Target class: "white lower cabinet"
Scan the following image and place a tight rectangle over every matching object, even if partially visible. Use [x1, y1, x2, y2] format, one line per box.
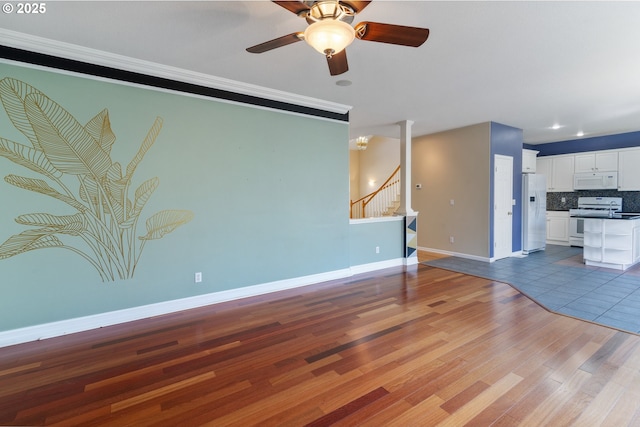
[546, 211, 569, 245]
[583, 218, 640, 270]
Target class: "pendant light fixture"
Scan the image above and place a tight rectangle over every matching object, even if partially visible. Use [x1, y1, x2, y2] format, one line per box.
[303, 0, 356, 58]
[304, 19, 355, 58]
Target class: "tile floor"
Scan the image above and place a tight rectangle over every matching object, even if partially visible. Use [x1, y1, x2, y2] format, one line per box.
[423, 245, 640, 334]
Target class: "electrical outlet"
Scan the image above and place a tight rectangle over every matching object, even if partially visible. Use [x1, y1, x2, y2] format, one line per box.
[194, 272, 202, 283]
[375, 246, 380, 254]
[450, 236, 454, 244]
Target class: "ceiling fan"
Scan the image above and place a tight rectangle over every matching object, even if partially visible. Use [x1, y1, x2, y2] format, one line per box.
[246, 0, 430, 76]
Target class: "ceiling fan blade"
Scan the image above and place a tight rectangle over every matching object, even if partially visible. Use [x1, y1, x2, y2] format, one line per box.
[341, 1, 372, 13]
[355, 22, 429, 47]
[246, 33, 303, 54]
[327, 49, 349, 76]
[272, 1, 310, 15]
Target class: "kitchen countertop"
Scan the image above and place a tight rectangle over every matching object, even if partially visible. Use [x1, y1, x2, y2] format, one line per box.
[579, 213, 640, 220]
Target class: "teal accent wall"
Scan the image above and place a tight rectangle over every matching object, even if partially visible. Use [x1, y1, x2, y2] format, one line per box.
[349, 219, 404, 265]
[0, 62, 351, 331]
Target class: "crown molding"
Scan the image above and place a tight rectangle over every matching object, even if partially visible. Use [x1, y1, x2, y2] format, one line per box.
[0, 28, 352, 115]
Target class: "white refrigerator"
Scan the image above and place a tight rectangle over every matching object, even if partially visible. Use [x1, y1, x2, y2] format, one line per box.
[522, 173, 546, 254]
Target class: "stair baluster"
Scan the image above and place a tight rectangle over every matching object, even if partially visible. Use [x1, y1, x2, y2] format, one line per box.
[350, 165, 401, 219]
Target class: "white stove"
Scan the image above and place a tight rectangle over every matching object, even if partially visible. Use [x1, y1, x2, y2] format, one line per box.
[569, 197, 623, 247]
[569, 197, 623, 218]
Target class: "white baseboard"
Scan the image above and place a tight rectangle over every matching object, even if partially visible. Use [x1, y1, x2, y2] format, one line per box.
[547, 240, 570, 246]
[349, 258, 405, 275]
[404, 256, 420, 266]
[0, 259, 407, 348]
[418, 246, 491, 263]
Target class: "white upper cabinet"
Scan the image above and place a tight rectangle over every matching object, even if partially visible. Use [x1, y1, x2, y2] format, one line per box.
[618, 147, 640, 191]
[551, 155, 575, 191]
[536, 147, 640, 191]
[536, 157, 551, 190]
[574, 151, 618, 173]
[536, 155, 575, 192]
[522, 149, 539, 173]
[536, 155, 574, 192]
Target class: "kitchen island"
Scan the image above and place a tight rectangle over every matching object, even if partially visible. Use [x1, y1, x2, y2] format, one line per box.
[583, 216, 640, 270]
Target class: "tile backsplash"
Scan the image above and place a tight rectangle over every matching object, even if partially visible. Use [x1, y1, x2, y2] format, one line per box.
[547, 190, 640, 212]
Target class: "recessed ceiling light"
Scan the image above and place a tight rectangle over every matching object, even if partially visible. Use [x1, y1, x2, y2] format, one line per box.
[551, 123, 561, 130]
[336, 80, 352, 87]
[576, 131, 584, 137]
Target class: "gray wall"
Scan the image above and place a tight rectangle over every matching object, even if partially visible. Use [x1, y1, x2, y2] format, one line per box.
[412, 123, 492, 258]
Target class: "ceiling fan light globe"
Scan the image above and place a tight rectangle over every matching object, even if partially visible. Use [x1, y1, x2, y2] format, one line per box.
[304, 19, 355, 56]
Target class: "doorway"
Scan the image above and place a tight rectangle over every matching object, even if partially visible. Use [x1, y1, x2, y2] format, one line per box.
[494, 155, 513, 260]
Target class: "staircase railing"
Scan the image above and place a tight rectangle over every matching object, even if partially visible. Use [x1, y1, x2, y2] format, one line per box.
[350, 165, 401, 219]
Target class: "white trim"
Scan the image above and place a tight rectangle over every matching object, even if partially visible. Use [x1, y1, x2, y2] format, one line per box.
[349, 258, 405, 275]
[0, 268, 348, 348]
[546, 240, 571, 246]
[418, 246, 491, 263]
[585, 260, 630, 271]
[349, 216, 404, 225]
[404, 256, 420, 266]
[0, 258, 410, 348]
[1, 57, 348, 128]
[0, 29, 352, 115]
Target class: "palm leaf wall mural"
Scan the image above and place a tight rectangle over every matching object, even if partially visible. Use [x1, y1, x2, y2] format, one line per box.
[0, 77, 194, 282]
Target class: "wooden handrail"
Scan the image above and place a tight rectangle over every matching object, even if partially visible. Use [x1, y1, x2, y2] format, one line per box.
[351, 165, 401, 206]
[350, 165, 401, 218]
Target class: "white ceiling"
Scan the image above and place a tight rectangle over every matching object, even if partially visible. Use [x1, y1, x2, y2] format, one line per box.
[2, 1, 640, 144]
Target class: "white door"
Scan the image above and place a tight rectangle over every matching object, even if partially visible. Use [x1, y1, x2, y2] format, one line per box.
[494, 155, 513, 260]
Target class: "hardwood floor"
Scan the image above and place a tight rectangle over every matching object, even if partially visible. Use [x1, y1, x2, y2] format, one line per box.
[2, 258, 640, 426]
